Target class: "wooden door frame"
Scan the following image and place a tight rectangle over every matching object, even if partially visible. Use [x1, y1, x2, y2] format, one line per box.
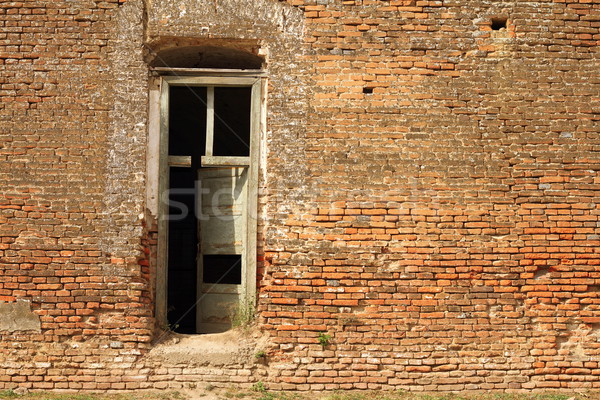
[149, 71, 266, 331]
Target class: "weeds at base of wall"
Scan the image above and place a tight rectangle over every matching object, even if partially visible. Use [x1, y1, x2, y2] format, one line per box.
[230, 297, 257, 329]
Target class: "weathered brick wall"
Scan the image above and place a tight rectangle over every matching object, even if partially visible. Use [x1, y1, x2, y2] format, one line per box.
[261, 0, 600, 391]
[1, 0, 599, 392]
[0, 0, 153, 389]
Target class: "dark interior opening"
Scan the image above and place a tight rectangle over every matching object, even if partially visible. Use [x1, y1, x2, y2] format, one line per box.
[363, 87, 374, 94]
[168, 86, 207, 158]
[491, 17, 507, 30]
[213, 87, 252, 157]
[167, 86, 206, 334]
[203, 255, 242, 284]
[167, 168, 197, 334]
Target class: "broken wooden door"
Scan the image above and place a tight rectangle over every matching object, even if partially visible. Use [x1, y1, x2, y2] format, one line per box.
[196, 167, 248, 333]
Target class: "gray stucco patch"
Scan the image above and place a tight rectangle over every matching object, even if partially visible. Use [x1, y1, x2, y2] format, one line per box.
[0, 300, 41, 332]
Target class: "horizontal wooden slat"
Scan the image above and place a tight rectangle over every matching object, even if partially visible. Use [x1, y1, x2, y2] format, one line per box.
[164, 76, 259, 87]
[201, 156, 250, 167]
[168, 155, 192, 167]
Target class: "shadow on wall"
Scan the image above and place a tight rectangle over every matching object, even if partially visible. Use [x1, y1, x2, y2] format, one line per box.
[146, 43, 264, 69]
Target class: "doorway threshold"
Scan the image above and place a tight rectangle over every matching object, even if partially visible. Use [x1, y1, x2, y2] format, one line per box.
[148, 328, 267, 367]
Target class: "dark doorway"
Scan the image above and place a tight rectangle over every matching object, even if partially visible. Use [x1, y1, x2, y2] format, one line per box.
[167, 86, 206, 334]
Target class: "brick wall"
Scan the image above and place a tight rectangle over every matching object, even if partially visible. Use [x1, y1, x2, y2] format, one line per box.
[0, 0, 153, 389]
[0, 0, 599, 392]
[260, 0, 600, 391]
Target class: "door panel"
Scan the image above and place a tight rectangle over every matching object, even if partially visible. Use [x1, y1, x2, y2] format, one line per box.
[196, 167, 247, 333]
[196, 285, 241, 334]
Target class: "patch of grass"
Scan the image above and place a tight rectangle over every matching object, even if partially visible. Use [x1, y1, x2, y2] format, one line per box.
[0, 390, 19, 399]
[535, 395, 571, 400]
[265, 392, 304, 400]
[420, 394, 457, 400]
[251, 382, 275, 400]
[0, 389, 598, 400]
[324, 391, 391, 400]
[153, 391, 186, 400]
[224, 391, 251, 399]
[223, 388, 253, 399]
[319, 392, 596, 400]
[251, 382, 267, 393]
[0, 391, 185, 400]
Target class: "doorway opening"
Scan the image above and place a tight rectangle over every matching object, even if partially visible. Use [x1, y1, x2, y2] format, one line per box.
[157, 75, 263, 334]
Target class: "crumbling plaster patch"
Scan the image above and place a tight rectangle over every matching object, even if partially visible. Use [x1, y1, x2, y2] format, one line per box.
[0, 300, 41, 333]
[145, 0, 303, 40]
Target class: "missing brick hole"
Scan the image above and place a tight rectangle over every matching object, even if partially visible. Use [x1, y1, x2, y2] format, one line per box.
[533, 268, 550, 279]
[491, 17, 507, 31]
[555, 335, 569, 348]
[363, 87, 374, 94]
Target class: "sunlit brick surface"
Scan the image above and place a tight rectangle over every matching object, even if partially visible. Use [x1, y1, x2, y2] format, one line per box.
[0, 0, 599, 392]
